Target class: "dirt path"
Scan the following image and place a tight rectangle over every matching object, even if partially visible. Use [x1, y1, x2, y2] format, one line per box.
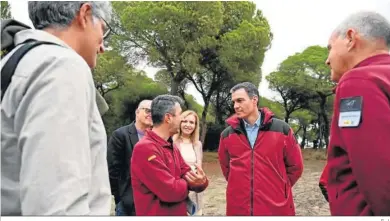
[202, 160, 330, 216]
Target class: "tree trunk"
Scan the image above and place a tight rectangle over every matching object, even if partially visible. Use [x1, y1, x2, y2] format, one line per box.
[319, 96, 330, 148]
[284, 111, 291, 123]
[178, 89, 189, 109]
[214, 90, 222, 124]
[200, 102, 210, 144]
[170, 78, 180, 96]
[313, 139, 318, 149]
[300, 125, 307, 149]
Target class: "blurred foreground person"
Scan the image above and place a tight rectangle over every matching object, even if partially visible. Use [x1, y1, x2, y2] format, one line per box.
[1, 1, 112, 215]
[324, 11, 390, 215]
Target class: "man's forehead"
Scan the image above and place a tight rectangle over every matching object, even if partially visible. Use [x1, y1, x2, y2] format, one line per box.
[139, 100, 152, 108]
[327, 33, 338, 48]
[232, 89, 248, 99]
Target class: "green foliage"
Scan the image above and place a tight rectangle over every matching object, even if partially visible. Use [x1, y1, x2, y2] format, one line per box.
[111, 1, 224, 85]
[103, 74, 168, 135]
[1, 1, 11, 19]
[93, 49, 136, 96]
[266, 45, 333, 121]
[266, 45, 335, 148]
[259, 96, 284, 119]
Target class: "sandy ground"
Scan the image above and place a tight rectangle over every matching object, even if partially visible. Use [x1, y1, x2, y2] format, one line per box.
[201, 157, 330, 216]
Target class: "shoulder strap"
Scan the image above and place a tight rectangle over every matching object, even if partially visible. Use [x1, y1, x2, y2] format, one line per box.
[1, 40, 59, 101]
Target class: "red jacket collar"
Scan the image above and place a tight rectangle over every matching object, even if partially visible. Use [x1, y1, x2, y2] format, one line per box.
[226, 107, 275, 130]
[145, 130, 174, 148]
[354, 53, 390, 68]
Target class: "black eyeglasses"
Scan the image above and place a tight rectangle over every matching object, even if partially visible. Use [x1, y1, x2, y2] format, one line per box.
[79, 3, 112, 40]
[100, 17, 112, 40]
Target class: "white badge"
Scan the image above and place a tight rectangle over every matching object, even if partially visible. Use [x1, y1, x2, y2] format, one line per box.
[338, 111, 361, 127]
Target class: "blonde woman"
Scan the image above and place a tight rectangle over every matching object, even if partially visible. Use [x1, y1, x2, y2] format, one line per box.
[173, 110, 204, 215]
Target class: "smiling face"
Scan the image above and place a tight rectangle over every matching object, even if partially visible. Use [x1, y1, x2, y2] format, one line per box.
[180, 114, 196, 137]
[136, 100, 152, 127]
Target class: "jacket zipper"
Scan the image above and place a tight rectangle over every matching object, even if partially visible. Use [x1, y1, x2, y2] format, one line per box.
[238, 127, 254, 216]
[237, 114, 266, 216]
[251, 146, 254, 216]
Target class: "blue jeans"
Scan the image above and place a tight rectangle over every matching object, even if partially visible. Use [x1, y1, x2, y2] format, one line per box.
[115, 201, 128, 216]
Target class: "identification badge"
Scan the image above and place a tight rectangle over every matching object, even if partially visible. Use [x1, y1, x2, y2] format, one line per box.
[338, 96, 362, 128]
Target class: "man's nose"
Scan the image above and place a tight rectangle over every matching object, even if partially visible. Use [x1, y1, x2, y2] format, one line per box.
[98, 43, 105, 54]
[325, 57, 330, 66]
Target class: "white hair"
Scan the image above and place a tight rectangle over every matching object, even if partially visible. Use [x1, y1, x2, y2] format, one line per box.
[28, 1, 112, 30]
[334, 11, 390, 47]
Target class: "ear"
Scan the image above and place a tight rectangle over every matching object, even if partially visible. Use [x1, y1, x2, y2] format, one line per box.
[346, 29, 357, 52]
[164, 113, 171, 124]
[76, 3, 93, 29]
[253, 96, 259, 105]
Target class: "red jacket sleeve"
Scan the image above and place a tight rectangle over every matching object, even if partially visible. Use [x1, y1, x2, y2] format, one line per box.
[131, 142, 189, 203]
[218, 135, 230, 181]
[319, 163, 329, 202]
[284, 128, 304, 186]
[337, 78, 390, 215]
[176, 147, 209, 193]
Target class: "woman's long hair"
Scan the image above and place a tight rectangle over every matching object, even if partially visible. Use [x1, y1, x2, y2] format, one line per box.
[173, 110, 200, 145]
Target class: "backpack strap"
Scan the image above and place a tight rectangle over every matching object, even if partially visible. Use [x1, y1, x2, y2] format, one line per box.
[1, 40, 60, 101]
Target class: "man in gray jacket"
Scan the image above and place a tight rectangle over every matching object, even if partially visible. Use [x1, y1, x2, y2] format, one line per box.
[1, 2, 112, 215]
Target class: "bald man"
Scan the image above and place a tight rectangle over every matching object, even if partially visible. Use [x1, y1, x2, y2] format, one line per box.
[107, 100, 153, 216]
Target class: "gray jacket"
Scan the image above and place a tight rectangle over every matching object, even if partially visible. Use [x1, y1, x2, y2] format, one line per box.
[1, 29, 111, 215]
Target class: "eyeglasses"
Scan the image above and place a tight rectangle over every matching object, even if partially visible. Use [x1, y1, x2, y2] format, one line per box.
[139, 108, 151, 114]
[78, 3, 112, 40]
[100, 17, 112, 40]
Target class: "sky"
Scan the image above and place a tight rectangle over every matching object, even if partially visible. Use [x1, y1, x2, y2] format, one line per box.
[9, 0, 390, 105]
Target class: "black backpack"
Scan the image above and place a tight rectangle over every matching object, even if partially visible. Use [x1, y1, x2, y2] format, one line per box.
[1, 40, 60, 101]
[1, 19, 61, 101]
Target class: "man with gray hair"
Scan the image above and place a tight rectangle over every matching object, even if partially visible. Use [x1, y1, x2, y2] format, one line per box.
[131, 95, 209, 215]
[218, 82, 303, 216]
[1, 2, 113, 215]
[107, 99, 153, 216]
[324, 11, 390, 215]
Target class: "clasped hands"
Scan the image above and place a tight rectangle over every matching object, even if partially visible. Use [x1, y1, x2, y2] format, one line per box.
[184, 164, 207, 186]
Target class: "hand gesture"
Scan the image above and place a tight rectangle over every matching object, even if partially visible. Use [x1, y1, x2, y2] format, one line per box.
[184, 164, 207, 186]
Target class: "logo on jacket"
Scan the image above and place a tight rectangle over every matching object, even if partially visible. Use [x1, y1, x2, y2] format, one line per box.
[148, 155, 157, 161]
[338, 96, 362, 128]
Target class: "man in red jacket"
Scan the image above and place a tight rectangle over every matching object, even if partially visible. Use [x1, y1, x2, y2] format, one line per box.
[218, 82, 304, 216]
[131, 95, 209, 216]
[324, 11, 390, 216]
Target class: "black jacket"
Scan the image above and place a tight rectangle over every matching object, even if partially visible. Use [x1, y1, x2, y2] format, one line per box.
[107, 122, 139, 215]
